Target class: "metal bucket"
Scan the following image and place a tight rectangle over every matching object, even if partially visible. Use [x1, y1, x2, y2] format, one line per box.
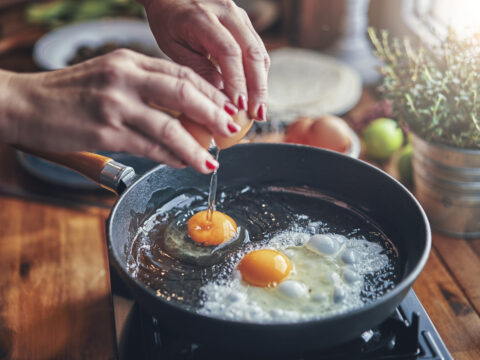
[412, 134, 480, 238]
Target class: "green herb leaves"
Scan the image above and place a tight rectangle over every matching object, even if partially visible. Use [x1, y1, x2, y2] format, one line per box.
[368, 28, 480, 149]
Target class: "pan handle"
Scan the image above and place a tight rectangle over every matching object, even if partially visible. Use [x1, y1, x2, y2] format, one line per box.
[13, 146, 137, 195]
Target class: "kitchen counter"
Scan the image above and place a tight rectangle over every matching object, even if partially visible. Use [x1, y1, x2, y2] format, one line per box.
[1, 125, 480, 360]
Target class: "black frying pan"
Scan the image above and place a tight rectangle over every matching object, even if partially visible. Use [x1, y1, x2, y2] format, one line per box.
[20, 144, 431, 353]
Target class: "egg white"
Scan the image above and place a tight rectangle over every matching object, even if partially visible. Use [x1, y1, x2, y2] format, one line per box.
[198, 231, 390, 323]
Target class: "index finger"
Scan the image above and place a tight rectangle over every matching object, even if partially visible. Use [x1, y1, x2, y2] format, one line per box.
[220, 7, 269, 121]
[190, 13, 248, 112]
[128, 53, 232, 111]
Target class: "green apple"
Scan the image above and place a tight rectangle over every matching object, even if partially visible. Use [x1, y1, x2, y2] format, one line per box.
[363, 118, 404, 161]
[397, 144, 413, 186]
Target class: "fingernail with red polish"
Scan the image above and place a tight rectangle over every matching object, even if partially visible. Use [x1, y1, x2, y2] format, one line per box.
[206, 159, 219, 170]
[227, 122, 241, 134]
[257, 103, 267, 121]
[224, 102, 238, 116]
[238, 95, 247, 111]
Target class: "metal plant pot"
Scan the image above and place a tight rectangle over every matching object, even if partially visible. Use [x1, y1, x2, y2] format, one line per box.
[412, 133, 480, 238]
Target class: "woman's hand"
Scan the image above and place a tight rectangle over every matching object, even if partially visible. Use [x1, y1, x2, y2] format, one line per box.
[0, 49, 242, 173]
[142, 0, 270, 121]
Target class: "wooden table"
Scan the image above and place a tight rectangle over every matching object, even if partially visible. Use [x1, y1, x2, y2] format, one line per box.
[0, 14, 480, 360]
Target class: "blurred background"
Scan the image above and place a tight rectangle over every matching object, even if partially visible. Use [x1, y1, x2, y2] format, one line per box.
[3, 0, 480, 72]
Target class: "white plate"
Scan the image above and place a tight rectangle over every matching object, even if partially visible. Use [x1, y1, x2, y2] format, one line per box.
[346, 127, 361, 159]
[267, 48, 362, 122]
[33, 18, 164, 70]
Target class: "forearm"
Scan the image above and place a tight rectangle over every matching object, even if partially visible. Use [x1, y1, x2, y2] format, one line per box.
[0, 50, 228, 172]
[0, 70, 24, 145]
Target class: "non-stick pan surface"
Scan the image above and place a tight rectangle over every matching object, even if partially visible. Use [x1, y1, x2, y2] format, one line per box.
[107, 143, 431, 353]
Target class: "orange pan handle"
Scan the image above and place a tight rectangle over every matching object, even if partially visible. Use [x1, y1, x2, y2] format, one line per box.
[13, 146, 137, 194]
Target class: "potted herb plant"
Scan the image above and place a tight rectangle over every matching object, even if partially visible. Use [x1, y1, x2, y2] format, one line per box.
[368, 28, 480, 238]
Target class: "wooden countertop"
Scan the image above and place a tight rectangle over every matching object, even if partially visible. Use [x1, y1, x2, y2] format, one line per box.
[0, 13, 479, 360]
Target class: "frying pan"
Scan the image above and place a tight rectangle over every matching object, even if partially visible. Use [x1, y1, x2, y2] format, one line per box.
[20, 144, 431, 353]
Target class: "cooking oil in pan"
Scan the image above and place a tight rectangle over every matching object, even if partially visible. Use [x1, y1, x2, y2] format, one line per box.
[127, 185, 400, 322]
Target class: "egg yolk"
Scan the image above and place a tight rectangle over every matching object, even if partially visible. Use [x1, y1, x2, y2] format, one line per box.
[187, 210, 237, 246]
[237, 249, 292, 287]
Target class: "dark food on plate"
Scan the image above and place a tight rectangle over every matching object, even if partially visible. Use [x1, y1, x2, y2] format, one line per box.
[67, 41, 158, 65]
[26, 0, 143, 28]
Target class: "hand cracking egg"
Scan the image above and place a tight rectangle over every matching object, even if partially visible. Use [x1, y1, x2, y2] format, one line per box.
[199, 231, 391, 323]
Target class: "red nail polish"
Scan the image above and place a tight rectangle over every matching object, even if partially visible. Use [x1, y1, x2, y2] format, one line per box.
[238, 95, 247, 111]
[206, 159, 219, 170]
[224, 102, 238, 116]
[227, 122, 241, 133]
[257, 104, 267, 121]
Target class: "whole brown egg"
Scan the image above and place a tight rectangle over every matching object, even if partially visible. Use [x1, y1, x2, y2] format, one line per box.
[303, 115, 351, 153]
[285, 115, 351, 154]
[284, 117, 314, 144]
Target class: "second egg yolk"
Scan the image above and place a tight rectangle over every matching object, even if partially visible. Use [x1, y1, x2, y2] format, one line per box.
[237, 249, 292, 287]
[187, 210, 237, 246]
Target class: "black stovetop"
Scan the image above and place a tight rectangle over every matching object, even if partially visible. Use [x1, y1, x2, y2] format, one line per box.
[116, 290, 452, 360]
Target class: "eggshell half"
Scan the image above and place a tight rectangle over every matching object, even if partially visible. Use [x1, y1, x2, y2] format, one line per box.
[150, 100, 253, 150]
[178, 114, 212, 149]
[214, 111, 254, 149]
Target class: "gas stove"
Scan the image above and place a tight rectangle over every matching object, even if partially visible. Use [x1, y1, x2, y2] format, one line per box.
[113, 289, 451, 360]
